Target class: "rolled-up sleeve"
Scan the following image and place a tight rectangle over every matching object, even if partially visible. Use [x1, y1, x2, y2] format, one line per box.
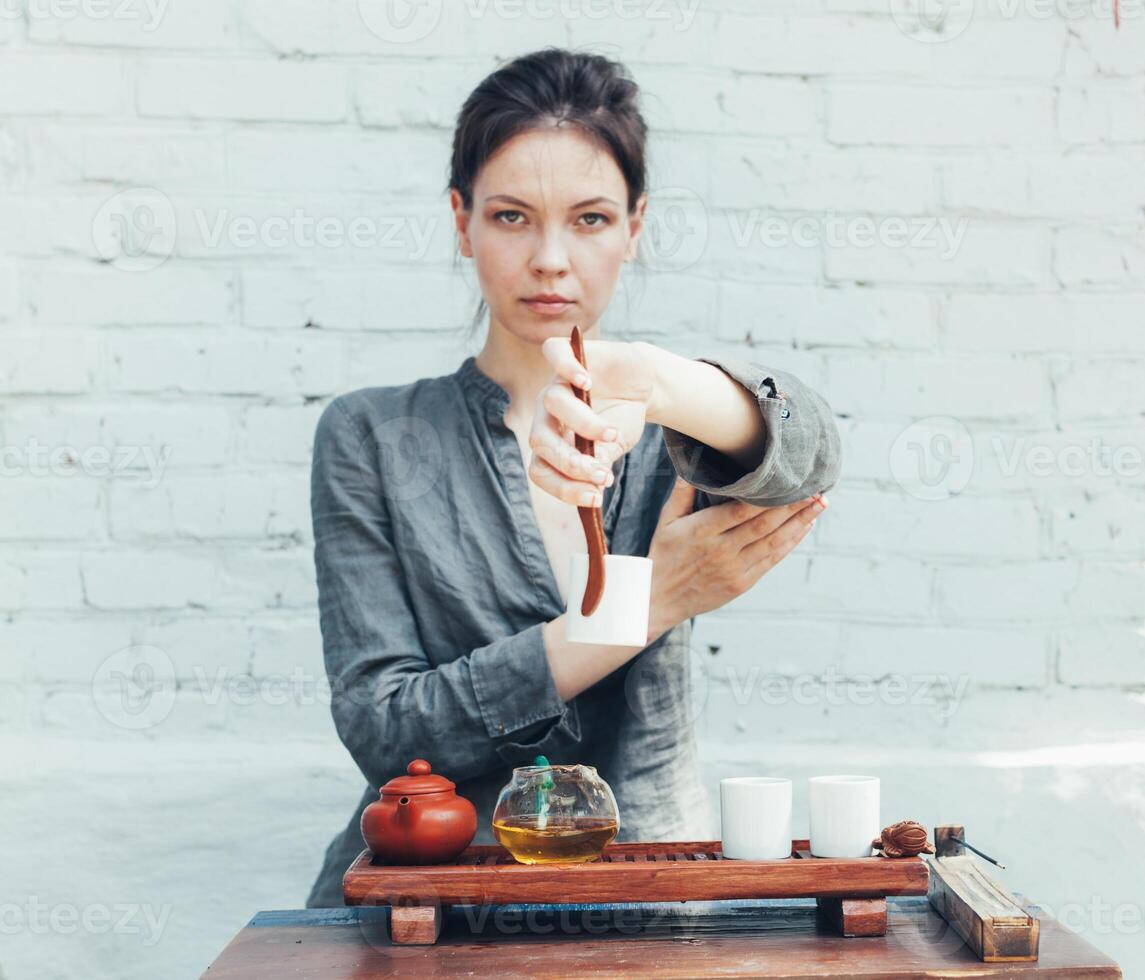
[660, 355, 841, 508]
[311, 397, 580, 791]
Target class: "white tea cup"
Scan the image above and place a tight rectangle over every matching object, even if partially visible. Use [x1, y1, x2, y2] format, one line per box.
[565, 553, 653, 647]
[808, 774, 880, 858]
[720, 777, 792, 860]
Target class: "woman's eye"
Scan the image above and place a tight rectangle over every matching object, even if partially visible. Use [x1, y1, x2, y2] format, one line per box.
[493, 210, 525, 225]
[579, 212, 610, 227]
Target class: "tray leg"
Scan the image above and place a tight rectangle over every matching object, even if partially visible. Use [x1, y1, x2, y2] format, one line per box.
[390, 903, 445, 945]
[817, 897, 887, 937]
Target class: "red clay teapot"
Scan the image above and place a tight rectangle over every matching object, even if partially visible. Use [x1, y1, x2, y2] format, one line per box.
[361, 759, 477, 865]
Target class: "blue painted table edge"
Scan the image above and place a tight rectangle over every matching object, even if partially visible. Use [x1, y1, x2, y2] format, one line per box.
[246, 896, 953, 930]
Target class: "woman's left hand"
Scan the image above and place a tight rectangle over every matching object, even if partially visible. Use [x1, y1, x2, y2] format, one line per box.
[528, 336, 658, 507]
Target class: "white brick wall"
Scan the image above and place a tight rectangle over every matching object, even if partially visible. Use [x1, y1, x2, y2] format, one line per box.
[3, 3, 1144, 978]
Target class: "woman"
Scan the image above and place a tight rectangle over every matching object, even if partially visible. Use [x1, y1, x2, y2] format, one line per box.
[305, 48, 840, 908]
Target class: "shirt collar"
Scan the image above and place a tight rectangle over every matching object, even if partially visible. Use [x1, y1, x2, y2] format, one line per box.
[457, 355, 511, 419]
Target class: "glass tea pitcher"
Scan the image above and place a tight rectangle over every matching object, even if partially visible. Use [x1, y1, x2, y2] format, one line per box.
[492, 756, 620, 864]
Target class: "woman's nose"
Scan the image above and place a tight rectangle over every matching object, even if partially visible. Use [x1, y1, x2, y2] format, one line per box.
[529, 230, 571, 277]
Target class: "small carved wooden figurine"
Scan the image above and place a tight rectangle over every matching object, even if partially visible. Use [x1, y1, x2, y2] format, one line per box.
[871, 820, 936, 858]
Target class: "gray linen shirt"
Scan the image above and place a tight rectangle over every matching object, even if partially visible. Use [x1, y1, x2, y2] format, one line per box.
[304, 352, 841, 907]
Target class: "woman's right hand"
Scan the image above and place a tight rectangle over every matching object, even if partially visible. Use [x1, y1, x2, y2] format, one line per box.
[645, 479, 827, 644]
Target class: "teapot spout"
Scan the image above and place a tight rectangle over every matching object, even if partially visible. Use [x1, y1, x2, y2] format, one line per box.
[394, 795, 418, 859]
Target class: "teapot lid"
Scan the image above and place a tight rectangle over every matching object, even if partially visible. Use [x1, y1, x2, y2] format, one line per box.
[380, 759, 456, 796]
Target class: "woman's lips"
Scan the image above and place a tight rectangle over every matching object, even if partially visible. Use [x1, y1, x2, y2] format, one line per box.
[522, 298, 573, 316]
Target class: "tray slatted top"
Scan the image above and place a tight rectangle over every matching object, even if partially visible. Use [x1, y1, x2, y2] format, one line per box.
[343, 839, 930, 908]
[448, 840, 726, 865]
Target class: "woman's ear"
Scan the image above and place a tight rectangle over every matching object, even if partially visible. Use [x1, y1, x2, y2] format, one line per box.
[450, 188, 473, 258]
[623, 192, 648, 262]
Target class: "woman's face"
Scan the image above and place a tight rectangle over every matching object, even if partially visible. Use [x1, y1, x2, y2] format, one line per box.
[451, 126, 646, 345]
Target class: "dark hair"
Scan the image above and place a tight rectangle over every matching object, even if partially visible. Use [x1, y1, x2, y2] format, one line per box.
[447, 47, 648, 338]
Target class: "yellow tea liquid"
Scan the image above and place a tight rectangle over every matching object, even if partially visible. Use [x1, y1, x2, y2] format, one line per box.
[492, 815, 619, 864]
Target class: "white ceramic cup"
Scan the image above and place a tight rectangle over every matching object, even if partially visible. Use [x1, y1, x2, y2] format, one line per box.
[720, 777, 793, 860]
[565, 553, 653, 646]
[808, 775, 881, 858]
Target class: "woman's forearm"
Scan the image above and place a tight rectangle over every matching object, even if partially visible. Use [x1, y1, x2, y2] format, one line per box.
[542, 606, 675, 702]
[640, 342, 768, 472]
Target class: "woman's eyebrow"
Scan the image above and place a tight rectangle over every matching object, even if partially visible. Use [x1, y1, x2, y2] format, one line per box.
[484, 194, 620, 210]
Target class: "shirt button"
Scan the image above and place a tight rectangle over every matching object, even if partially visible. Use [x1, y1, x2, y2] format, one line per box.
[497, 723, 505, 734]
[781, 407, 790, 420]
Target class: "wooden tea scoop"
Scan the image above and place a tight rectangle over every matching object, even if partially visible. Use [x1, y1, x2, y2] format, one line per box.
[569, 325, 607, 616]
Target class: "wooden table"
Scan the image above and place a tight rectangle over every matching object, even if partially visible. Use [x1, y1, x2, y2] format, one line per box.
[202, 896, 1122, 978]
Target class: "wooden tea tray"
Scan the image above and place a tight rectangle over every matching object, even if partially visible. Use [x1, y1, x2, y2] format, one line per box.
[343, 839, 929, 945]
